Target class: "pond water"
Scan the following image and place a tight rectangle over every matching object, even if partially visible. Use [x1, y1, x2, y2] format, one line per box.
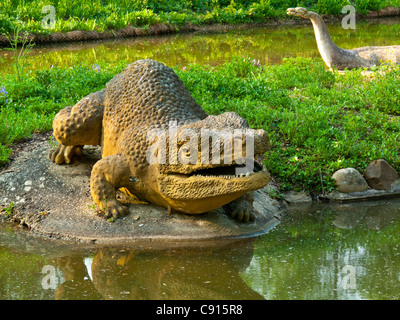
[1, 17, 400, 73]
[1, 18, 400, 300]
[1, 199, 400, 300]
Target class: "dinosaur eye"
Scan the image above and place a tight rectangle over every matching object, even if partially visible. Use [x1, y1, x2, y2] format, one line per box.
[182, 147, 190, 157]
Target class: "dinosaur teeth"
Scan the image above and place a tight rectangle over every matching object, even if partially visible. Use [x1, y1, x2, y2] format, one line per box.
[190, 167, 267, 179]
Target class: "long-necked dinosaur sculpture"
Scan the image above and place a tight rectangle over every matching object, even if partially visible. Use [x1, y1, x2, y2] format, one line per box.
[287, 7, 400, 70]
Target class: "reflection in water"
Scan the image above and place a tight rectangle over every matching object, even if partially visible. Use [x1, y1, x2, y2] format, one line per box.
[1, 18, 400, 73]
[1, 200, 400, 300]
[0, 200, 400, 300]
[242, 200, 400, 300]
[54, 255, 103, 300]
[54, 242, 263, 300]
[0, 225, 262, 300]
[332, 201, 400, 230]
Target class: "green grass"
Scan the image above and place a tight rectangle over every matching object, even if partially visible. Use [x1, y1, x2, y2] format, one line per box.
[1, 0, 400, 34]
[0, 61, 126, 163]
[0, 57, 399, 194]
[178, 57, 400, 193]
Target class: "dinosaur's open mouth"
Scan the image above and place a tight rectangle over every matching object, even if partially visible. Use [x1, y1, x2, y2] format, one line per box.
[159, 159, 270, 205]
[186, 160, 266, 179]
[164, 158, 267, 180]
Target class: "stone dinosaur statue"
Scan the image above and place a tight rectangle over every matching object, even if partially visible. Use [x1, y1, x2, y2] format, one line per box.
[50, 59, 270, 222]
[287, 7, 400, 70]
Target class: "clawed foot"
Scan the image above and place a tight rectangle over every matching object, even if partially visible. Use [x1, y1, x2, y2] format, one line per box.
[102, 199, 130, 220]
[225, 200, 255, 223]
[49, 144, 83, 164]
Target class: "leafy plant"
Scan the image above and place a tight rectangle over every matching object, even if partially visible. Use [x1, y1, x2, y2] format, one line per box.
[4, 202, 14, 216]
[4, 27, 34, 82]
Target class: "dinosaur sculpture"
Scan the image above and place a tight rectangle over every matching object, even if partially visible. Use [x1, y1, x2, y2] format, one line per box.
[50, 59, 270, 222]
[287, 7, 400, 70]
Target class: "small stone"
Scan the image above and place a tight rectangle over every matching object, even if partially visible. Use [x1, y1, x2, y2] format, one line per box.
[364, 159, 399, 190]
[25, 180, 32, 186]
[332, 168, 368, 193]
[391, 180, 400, 191]
[283, 191, 312, 204]
[134, 215, 140, 221]
[24, 186, 32, 192]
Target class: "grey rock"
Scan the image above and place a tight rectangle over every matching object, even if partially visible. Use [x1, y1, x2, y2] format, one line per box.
[283, 190, 312, 204]
[332, 168, 368, 193]
[365, 159, 399, 190]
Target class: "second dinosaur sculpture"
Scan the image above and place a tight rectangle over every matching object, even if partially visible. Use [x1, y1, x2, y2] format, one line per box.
[287, 7, 400, 70]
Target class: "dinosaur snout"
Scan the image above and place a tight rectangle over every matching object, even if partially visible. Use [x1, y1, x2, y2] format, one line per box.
[287, 7, 309, 18]
[287, 7, 296, 15]
[231, 128, 270, 160]
[253, 129, 270, 155]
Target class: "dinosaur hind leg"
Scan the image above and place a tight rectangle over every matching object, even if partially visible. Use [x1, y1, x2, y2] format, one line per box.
[50, 90, 105, 164]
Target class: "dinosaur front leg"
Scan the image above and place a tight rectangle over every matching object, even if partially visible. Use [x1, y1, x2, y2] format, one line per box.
[50, 90, 104, 164]
[223, 192, 255, 223]
[90, 154, 132, 219]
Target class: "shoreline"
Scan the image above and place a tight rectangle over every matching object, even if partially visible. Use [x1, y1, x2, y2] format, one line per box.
[1, 132, 398, 244]
[2, 131, 400, 210]
[1, 7, 399, 47]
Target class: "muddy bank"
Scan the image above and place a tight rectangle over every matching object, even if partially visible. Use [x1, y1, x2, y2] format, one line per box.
[1, 7, 399, 47]
[0, 132, 285, 245]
